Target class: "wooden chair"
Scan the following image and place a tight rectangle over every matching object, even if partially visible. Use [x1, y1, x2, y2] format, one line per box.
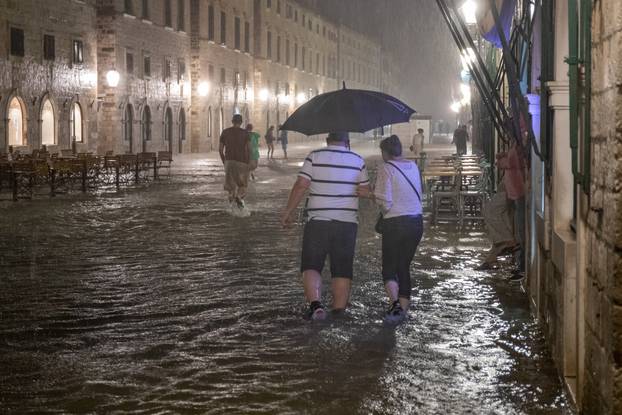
[156, 151, 173, 178]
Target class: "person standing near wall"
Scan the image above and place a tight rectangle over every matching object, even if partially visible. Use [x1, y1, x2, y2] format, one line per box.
[411, 128, 425, 157]
[497, 140, 526, 281]
[452, 125, 469, 155]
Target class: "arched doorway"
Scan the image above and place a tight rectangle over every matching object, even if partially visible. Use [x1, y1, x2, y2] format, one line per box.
[40, 98, 55, 147]
[7, 96, 27, 147]
[178, 108, 186, 153]
[142, 105, 151, 152]
[69, 102, 83, 152]
[164, 107, 173, 153]
[124, 104, 134, 153]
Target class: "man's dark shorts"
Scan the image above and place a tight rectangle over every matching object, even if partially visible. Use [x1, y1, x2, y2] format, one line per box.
[301, 220, 358, 279]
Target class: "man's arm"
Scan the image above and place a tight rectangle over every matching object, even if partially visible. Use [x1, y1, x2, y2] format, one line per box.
[281, 176, 311, 227]
[219, 141, 226, 164]
[356, 183, 371, 198]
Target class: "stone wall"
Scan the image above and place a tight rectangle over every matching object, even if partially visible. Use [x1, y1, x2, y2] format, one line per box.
[584, 0, 622, 412]
[98, 0, 192, 155]
[0, 0, 396, 155]
[0, 0, 98, 154]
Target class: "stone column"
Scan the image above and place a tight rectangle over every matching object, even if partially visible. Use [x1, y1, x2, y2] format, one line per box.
[96, 0, 120, 154]
[189, 0, 201, 153]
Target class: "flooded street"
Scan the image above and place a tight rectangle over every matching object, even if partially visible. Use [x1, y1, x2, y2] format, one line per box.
[0, 142, 572, 414]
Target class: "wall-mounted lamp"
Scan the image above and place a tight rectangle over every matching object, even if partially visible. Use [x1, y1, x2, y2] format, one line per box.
[450, 101, 462, 114]
[198, 81, 211, 97]
[106, 70, 121, 87]
[460, 0, 478, 25]
[296, 93, 307, 105]
[279, 94, 291, 105]
[459, 83, 471, 105]
[259, 88, 269, 102]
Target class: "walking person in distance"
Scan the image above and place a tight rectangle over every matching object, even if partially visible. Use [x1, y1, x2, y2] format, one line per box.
[265, 125, 276, 160]
[219, 114, 251, 213]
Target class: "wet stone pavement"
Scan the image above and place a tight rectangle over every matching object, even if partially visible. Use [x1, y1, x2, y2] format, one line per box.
[0, 142, 573, 414]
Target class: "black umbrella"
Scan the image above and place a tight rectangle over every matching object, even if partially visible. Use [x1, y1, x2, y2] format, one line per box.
[280, 84, 415, 136]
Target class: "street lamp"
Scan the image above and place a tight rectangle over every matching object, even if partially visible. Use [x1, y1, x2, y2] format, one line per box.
[198, 81, 210, 97]
[460, 83, 471, 104]
[279, 93, 290, 105]
[461, 0, 477, 24]
[450, 101, 462, 114]
[106, 69, 120, 87]
[296, 92, 307, 105]
[259, 88, 269, 102]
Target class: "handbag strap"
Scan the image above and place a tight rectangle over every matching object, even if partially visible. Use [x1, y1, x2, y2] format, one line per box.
[385, 161, 422, 203]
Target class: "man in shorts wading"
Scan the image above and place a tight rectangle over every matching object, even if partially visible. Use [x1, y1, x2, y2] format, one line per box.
[219, 114, 251, 209]
[281, 132, 370, 320]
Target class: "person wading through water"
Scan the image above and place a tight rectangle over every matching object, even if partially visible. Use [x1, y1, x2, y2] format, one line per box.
[281, 132, 370, 320]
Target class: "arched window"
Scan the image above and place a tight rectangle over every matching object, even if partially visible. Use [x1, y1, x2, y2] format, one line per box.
[69, 102, 83, 143]
[142, 105, 151, 142]
[179, 109, 186, 141]
[124, 104, 133, 142]
[164, 107, 173, 142]
[207, 106, 213, 138]
[8, 97, 26, 146]
[41, 98, 56, 146]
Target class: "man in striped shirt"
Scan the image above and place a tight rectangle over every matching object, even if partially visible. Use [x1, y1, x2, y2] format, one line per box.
[281, 132, 370, 320]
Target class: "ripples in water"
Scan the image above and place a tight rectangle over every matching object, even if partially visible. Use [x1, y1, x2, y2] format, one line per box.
[0, 153, 572, 414]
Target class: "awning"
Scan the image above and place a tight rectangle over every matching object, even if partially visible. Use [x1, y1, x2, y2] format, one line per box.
[477, 0, 517, 48]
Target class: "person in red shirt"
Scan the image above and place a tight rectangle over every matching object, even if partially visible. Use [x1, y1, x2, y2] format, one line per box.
[219, 114, 251, 209]
[497, 141, 526, 281]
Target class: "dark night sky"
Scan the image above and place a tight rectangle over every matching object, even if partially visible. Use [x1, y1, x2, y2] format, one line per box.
[300, 0, 462, 122]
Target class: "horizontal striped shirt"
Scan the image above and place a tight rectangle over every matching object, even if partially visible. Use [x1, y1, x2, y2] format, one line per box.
[298, 145, 369, 223]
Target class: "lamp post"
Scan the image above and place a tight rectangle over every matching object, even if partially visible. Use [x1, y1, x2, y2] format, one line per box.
[460, 0, 477, 24]
[198, 81, 210, 97]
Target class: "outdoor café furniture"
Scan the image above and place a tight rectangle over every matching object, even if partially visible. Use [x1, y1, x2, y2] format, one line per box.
[157, 151, 173, 178]
[0, 149, 171, 201]
[137, 152, 158, 181]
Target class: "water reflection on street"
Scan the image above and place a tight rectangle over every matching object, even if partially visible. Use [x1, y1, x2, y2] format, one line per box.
[0, 143, 572, 414]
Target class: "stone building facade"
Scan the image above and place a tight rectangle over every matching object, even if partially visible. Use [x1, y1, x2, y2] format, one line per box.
[0, 0, 396, 156]
[338, 24, 382, 91]
[583, 0, 622, 412]
[489, 0, 622, 412]
[97, 0, 192, 155]
[251, 0, 339, 144]
[190, 0, 255, 153]
[0, 0, 98, 154]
